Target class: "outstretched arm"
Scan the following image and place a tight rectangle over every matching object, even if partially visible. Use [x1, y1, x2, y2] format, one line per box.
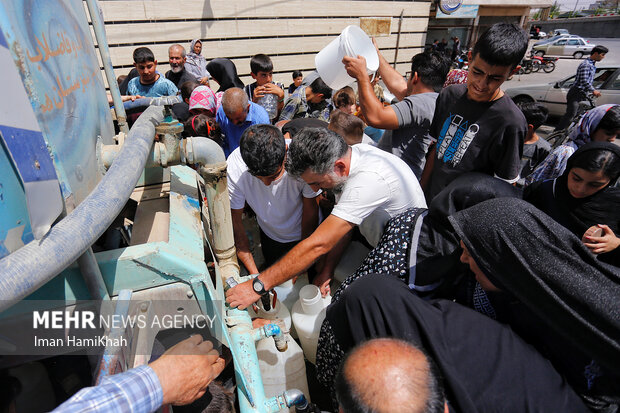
[226, 215, 355, 309]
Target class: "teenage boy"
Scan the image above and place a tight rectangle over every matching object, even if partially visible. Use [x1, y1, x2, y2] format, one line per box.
[420, 23, 529, 201]
[244, 54, 285, 120]
[227, 124, 320, 272]
[278, 77, 333, 123]
[127, 47, 178, 97]
[516, 102, 551, 186]
[343, 50, 451, 179]
[556, 45, 609, 131]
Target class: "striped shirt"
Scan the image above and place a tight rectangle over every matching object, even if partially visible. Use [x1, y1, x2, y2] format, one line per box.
[572, 58, 596, 94]
[53, 365, 163, 413]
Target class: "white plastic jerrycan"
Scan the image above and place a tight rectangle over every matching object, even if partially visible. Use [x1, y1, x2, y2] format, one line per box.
[291, 285, 332, 364]
[256, 332, 309, 412]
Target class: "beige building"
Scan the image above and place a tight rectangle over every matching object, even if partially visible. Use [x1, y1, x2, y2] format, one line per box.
[426, 0, 553, 50]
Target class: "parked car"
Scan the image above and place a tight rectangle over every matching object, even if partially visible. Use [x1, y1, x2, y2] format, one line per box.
[550, 29, 569, 37]
[532, 36, 593, 58]
[533, 34, 581, 47]
[505, 66, 620, 117]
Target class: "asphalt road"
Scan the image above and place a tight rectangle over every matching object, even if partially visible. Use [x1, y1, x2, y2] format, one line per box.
[503, 37, 620, 134]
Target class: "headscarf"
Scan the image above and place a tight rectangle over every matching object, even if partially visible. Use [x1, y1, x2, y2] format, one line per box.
[206, 58, 244, 92]
[189, 85, 219, 115]
[448, 198, 620, 373]
[412, 173, 521, 292]
[526, 104, 619, 185]
[185, 39, 209, 82]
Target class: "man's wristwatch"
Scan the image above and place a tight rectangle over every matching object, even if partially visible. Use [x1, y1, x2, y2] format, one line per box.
[252, 275, 268, 296]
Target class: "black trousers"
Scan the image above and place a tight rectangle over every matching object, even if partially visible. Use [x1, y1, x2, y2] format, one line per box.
[259, 228, 298, 268]
[556, 86, 587, 131]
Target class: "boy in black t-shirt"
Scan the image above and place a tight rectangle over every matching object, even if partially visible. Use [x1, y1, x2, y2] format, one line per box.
[421, 23, 529, 201]
[516, 102, 551, 187]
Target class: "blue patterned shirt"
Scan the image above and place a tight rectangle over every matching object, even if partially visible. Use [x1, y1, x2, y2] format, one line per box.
[52, 365, 163, 413]
[573, 58, 596, 94]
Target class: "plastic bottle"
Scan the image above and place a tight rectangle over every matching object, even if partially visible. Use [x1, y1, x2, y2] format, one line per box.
[274, 273, 309, 312]
[291, 285, 331, 364]
[258, 93, 278, 120]
[256, 334, 309, 412]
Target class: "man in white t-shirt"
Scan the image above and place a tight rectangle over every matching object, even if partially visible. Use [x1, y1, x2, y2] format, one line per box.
[227, 124, 321, 274]
[226, 128, 426, 309]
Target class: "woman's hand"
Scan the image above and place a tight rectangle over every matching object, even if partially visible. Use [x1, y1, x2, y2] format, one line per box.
[583, 224, 620, 254]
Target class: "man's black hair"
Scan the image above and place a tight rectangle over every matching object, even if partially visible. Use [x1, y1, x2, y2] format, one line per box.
[411, 51, 451, 92]
[517, 101, 549, 131]
[591, 45, 609, 55]
[250, 54, 273, 74]
[309, 77, 333, 100]
[596, 105, 620, 133]
[286, 127, 347, 178]
[180, 81, 199, 101]
[133, 47, 155, 64]
[240, 124, 286, 177]
[292, 70, 303, 79]
[472, 23, 528, 69]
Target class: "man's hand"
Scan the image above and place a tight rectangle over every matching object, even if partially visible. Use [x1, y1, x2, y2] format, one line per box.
[312, 270, 333, 297]
[592, 90, 602, 97]
[225, 279, 261, 310]
[149, 335, 225, 406]
[200, 77, 210, 86]
[342, 55, 370, 82]
[583, 224, 620, 254]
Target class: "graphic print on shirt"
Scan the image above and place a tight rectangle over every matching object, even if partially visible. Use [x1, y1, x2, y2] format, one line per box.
[437, 113, 479, 166]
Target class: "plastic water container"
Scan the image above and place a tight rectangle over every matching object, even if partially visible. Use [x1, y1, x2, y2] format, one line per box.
[315, 25, 379, 90]
[258, 93, 278, 120]
[274, 273, 310, 312]
[256, 334, 309, 412]
[291, 285, 332, 364]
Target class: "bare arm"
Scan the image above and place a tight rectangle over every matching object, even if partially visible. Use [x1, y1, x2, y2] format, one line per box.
[301, 196, 319, 239]
[373, 38, 408, 101]
[313, 227, 353, 296]
[420, 143, 436, 192]
[231, 208, 259, 274]
[343, 55, 399, 129]
[226, 215, 355, 309]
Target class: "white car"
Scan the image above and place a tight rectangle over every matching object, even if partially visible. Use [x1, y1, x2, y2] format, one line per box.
[532, 36, 593, 58]
[505, 66, 620, 117]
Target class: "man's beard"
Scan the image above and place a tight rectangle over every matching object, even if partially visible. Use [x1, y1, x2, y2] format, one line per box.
[170, 64, 183, 73]
[330, 174, 347, 194]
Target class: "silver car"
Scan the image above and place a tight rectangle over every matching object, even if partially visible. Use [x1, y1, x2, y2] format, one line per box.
[505, 66, 620, 117]
[532, 36, 593, 59]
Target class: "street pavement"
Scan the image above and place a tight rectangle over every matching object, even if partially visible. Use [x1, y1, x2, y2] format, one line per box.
[503, 37, 620, 134]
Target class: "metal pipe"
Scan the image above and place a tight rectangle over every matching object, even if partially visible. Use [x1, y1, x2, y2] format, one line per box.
[77, 247, 111, 301]
[84, 0, 129, 136]
[186, 137, 240, 283]
[284, 389, 310, 411]
[120, 96, 181, 112]
[0, 106, 164, 311]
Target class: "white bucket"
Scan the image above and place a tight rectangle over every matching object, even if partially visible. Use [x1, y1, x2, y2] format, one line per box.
[315, 25, 379, 90]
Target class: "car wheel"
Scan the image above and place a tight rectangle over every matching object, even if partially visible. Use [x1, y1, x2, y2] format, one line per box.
[535, 51, 545, 57]
[573, 51, 584, 59]
[511, 95, 535, 106]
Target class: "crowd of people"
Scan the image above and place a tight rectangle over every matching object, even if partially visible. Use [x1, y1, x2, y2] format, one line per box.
[52, 22, 618, 413]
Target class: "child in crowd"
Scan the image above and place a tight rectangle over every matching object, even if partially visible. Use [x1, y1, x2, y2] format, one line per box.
[171, 81, 199, 122]
[328, 110, 373, 145]
[516, 102, 551, 187]
[279, 77, 332, 122]
[420, 23, 528, 201]
[288, 70, 303, 95]
[244, 54, 285, 122]
[333, 86, 357, 115]
[127, 47, 178, 97]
